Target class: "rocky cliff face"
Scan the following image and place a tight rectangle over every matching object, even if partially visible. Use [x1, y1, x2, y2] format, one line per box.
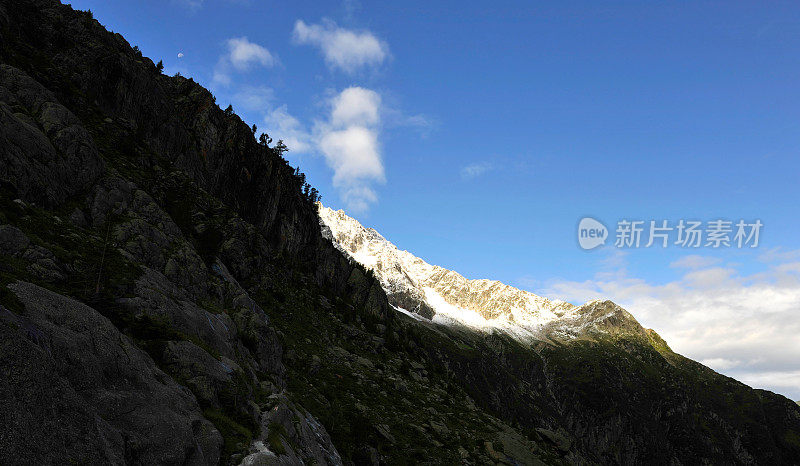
[0, 0, 381, 463]
[1, 1, 800, 465]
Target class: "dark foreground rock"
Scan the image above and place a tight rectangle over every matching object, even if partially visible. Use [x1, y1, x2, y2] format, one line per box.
[1, 282, 222, 465]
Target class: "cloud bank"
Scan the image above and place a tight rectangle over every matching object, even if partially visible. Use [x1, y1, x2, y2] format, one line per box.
[539, 251, 800, 400]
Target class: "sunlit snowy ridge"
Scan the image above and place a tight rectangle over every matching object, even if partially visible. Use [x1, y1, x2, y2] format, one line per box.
[318, 203, 647, 342]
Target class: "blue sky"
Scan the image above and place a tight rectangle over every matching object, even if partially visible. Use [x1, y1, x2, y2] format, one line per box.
[70, 0, 800, 399]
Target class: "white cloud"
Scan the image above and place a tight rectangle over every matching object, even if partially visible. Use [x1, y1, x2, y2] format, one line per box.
[460, 162, 492, 180]
[257, 88, 431, 212]
[231, 85, 274, 111]
[343, 0, 361, 19]
[330, 87, 381, 127]
[670, 254, 721, 269]
[682, 266, 737, 288]
[212, 69, 232, 86]
[293, 19, 388, 73]
[340, 185, 378, 213]
[213, 37, 275, 86]
[540, 256, 800, 400]
[699, 357, 742, 371]
[315, 86, 384, 212]
[734, 370, 800, 395]
[320, 126, 383, 186]
[264, 105, 313, 154]
[377, 100, 435, 138]
[759, 247, 800, 263]
[253, 87, 385, 211]
[226, 37, 275, 70]
[400, 114, 435, 134]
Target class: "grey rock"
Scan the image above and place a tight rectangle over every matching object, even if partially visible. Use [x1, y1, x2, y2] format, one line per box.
[21, 244, 64, 281]
[102, 180, 212, 301]
[0, 224, 29, 255]
[354, 446, 380, 466]
[0, 65, 104, 207]
[243, 394, 342, 466]
[163, 242, 211, 300]
[0, 311, 125, 465]
[89, 177, 135, 227]
[375, 424, 396, 444]
[161, 340, 239, 407]
[3, 281, 222, 465]
[115, 216, 171, 270]
[536, 427, 572, 453]
[233, 301, 285, 378]
[429, 420, 450, 438]
[119, 267, 237, 360]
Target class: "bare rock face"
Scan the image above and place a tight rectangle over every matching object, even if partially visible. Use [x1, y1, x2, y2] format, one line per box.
[0, 281, 222, 465]
[160, 340, 245, 408]
[0, 307, 125, 465]
[0, 1, 388, 462]
[0, 64, 104, 207]
[241, 394, 342, 466]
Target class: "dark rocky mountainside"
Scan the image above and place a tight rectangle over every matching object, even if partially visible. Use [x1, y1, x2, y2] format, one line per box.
[1, 1, 799, 464]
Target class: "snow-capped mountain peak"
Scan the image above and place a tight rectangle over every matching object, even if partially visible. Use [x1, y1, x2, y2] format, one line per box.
[318, 203, 606, 340]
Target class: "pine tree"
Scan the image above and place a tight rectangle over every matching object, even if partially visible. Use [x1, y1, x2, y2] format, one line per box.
[275, 140, 288, 156]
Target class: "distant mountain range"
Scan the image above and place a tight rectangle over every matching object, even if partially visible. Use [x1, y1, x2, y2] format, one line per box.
[319, 204, 665, 344]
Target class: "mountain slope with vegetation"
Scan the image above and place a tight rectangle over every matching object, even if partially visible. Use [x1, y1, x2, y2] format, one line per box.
[1, 1, 799, 465]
